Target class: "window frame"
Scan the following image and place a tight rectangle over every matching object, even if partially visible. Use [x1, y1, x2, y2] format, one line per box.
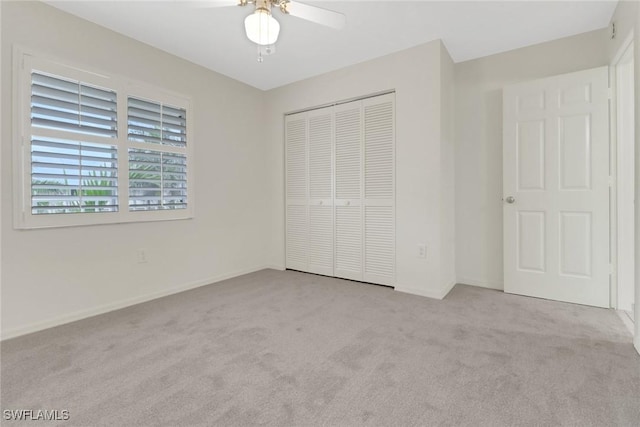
[13, 47, 195, 229]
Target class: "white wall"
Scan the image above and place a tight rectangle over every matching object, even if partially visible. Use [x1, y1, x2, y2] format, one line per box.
[0, 1, 269, 339]
[608, 0, 640, 354]
[609, 1, 637, 314]
[454, 30, 609, 290]
[264, 40, 456, 298]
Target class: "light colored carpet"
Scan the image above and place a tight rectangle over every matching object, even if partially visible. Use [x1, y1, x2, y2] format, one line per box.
[1, 269, 639, 426]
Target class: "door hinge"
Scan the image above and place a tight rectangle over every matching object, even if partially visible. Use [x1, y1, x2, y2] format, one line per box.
[609, 176, 614, 187]
[607, 88, 613, 100]
[609, 264, 613, 275]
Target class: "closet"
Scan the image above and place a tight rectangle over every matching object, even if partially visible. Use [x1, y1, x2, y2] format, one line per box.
[285, 92, 395, 286]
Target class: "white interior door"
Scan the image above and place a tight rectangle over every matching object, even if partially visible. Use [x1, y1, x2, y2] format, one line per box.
[503, 67, 610, 308]
[307, 106, 334, 276]
[285, 112, 308, 271]
[363, 94, 395, 286]
[334, 100, 363, 281]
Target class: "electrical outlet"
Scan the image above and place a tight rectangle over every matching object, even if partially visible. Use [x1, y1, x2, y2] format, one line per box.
[136, 248, 147, 264]
[417, 244, 426, 259]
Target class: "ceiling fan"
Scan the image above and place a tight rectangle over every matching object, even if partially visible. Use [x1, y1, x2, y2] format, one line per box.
[197, 0, 346, 60]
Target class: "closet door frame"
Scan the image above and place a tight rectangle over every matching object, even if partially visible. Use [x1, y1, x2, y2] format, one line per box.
[285, 92, 396, 287]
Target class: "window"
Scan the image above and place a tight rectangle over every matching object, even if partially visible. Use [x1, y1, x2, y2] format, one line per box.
[127, 97, 188, 211]
[15, 50, 193, 228]
[30, 71, 119, 215]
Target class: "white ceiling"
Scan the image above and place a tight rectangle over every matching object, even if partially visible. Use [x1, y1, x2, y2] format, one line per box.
[45, 1, 618, 90]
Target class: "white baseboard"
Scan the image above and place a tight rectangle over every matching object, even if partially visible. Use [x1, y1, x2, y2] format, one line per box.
[616, 310, 635, 336]
[1, 265, 273, 341]
[395, 280, 456, 300]
[456, 276, 504, 290]
[440, 280, 456, 299]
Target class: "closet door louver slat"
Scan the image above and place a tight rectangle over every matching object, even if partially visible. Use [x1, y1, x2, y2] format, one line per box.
[307, 108, 334, 276]
[285, 113, 308, 271]
[364, 205, 395, 282]
[334, 100, 363, 281]
[363, 95, 395, 285]
[286, 205, 308, 268]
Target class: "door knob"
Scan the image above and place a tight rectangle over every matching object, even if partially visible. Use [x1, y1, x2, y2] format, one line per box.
[505, 196, 516, 204]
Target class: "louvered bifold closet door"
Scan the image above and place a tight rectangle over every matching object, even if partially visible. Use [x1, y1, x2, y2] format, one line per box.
[286, 112, 308, 271]
[363, 94, 395, 285]
[334, 100, 363, 281]
[307, 106, 335, 276]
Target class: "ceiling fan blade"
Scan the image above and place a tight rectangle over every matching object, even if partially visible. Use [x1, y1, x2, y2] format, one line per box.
[186, 0, 241, 9]
[283, 1, 346, 29]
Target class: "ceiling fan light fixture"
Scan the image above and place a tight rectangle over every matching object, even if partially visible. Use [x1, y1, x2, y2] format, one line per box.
[244, 9, 280, 46]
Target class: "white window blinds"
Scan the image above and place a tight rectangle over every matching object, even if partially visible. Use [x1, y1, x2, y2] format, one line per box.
[128, 149, 187, 210]
[31, 72, 117, 138]
[30, 71, 119, 215]
[127, 97, 186, 147]
[127, 97, 188, 211]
